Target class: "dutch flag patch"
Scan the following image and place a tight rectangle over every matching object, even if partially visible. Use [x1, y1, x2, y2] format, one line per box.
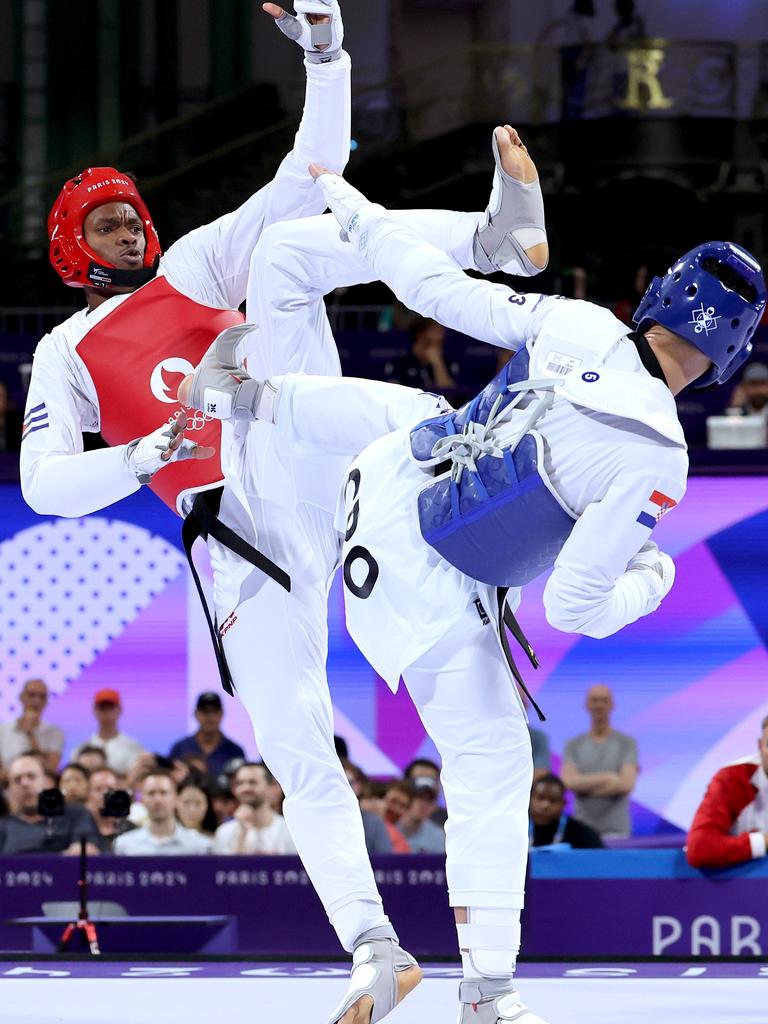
[636, 489, 677, 530]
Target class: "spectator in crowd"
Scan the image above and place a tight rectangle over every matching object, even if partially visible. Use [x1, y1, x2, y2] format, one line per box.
[114, 771, 211, 855]
[209, 780, 238, 827]
[529, 773, 603, 849]
[73, 689, 145, 776]
[334, 734, 349, 761]
[561, 684, 638, 838]
[59, 763, 90, 806]
[343, 761, 393, 855]
[606, 0, 646, 43]
[529, 726, 552, 783]
[382, 781, 415, 853]
[0, 678, 65, 782]
[686, 716, 768, 870]
[74, 744, 108, 775]
[212, 762, 296, 855]
[168, 691, 246, 777]
[727, 361, 768, 420]
[0, 379, 22, 452]
[404, 758, 447, 826]
[177, 780, 218, 837]
[390, 317, 456, 391]
[396, 776, 446, 854]
[0, 754, 100, 854]
[86, 766, 136, 853]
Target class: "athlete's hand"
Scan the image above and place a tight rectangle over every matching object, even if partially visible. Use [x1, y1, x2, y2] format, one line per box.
[627, 541, 675, 599]
[126, 411, 214, 484]
[263, 1, 344, 61]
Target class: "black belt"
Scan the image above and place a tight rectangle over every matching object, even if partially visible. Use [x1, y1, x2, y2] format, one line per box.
[496, 588, 546, 722]
[181, 487, 291, 696]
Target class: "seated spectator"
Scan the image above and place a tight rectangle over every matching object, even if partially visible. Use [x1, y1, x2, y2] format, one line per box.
[72, 689, 145, 776]
[382, 781, 414, 854]
[404, 758, 447, 826]
[0, 678, 65, 782]
[529, 774, 603, 849]
[213, 762, 296, 854]
[561, 684, 638, 838]
[114, 771, 211, 855]
[59, 763, 90, 806]
[687, 716, 768, 870]
[177, 780, 218, 837]
[168, 692, 245, 777]
[390, 317, 456, 391]
[86, 767, 136, 853]
[727, 361, 768, 419]
[344, 761, 393, 855]
[396, 777, 446, 853]
[74, 744, 108, 775]
[209, 780, 238, 828]
[0, 754, 100, 854]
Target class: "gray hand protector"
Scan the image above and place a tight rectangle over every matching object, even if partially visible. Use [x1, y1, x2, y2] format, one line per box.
[473, 131, 548, 277]
[126, 424, 199, 484]
[275, 1, 343, 63]
[187, 325, 268, 422]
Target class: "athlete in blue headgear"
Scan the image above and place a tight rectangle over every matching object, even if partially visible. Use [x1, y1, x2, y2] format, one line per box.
[181, 130, 765, 1024]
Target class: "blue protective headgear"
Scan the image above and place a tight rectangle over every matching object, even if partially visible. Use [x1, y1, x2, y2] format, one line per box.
[633, 241, 766, 388]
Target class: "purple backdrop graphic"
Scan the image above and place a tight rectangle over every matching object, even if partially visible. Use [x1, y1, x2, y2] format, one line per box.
[0, 477, 766, 832]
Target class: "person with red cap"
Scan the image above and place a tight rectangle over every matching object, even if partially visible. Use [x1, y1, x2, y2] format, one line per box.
[71, 689, 145, 777]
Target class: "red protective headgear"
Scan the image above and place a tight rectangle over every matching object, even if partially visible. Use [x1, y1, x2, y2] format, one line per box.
[48, 167, 162, 289]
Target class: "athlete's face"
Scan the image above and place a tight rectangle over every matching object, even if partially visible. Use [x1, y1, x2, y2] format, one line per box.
[83, 202, 146, 270]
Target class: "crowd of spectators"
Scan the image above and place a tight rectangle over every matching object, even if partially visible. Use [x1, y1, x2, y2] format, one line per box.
[1, 677, 765, 868]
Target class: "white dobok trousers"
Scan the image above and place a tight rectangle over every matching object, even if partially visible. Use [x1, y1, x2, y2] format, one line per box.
[205, 210, 533, 948]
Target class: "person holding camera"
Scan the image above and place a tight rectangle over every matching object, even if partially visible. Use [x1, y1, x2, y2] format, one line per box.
[85, 767, 137, 853]
[0, 754, 100, 855]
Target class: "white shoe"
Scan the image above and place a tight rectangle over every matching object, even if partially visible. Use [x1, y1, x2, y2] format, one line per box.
[458, 978, 550, 1023]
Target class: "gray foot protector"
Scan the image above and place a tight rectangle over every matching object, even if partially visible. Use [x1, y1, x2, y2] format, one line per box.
[187, 324, 266, 422]
[458, 978, 549, 1023]
[473, 131, 547, 278]
[328, 926, 420, 1024]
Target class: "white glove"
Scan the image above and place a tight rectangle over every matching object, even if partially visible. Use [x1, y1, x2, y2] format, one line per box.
[627, 541, 675, 604]
[125, 415, 207, 484]
[273, 1, 344, 63]
[310, 169, 385, 247]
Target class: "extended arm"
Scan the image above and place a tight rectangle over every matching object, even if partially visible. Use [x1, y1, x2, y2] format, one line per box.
[543, 465, 685, 639]
[161, 4, 351, 310]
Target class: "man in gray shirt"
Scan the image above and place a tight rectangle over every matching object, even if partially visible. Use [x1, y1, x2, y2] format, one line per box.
[561, 685, 638, 838]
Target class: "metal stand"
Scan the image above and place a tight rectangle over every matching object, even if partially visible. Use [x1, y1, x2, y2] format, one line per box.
[57, 837, 100, 955]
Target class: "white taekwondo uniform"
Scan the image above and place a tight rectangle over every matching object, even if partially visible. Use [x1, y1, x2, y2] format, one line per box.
[20, 50, 495, 950]
[227, 208, 686, 919]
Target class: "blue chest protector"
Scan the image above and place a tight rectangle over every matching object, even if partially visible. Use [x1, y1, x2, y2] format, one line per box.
[410, 348, 576, 587]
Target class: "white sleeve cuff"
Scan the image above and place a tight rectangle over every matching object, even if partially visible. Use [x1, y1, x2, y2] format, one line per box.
[749, 831, 767, 859]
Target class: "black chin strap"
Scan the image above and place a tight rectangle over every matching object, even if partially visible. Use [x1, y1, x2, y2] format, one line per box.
[630, 330, 669, 386]
[87, 256, 158, 290]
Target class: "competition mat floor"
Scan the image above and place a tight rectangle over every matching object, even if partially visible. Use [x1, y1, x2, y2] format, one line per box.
[0, 962, 763, 1024]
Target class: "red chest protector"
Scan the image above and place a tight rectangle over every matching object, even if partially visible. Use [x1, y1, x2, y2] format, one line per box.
[76, 275, 244, 514]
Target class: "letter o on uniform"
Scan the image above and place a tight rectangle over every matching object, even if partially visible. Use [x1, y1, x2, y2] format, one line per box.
[343, 545, 379, 600]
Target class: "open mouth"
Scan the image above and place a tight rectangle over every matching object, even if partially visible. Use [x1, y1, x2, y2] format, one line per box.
[120, 248, 143, 265]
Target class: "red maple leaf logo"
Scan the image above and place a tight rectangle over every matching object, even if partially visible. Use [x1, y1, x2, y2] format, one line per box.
[160, 366, 186, 401]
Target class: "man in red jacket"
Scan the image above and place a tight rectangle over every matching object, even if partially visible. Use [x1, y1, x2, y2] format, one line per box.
[686, 715, 768, 869]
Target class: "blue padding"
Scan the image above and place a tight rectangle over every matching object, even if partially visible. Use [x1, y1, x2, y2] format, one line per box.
[529, 848, 768, 880]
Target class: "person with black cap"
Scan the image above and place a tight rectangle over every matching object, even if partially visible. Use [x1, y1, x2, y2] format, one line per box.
[168, 692, 245, 778]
